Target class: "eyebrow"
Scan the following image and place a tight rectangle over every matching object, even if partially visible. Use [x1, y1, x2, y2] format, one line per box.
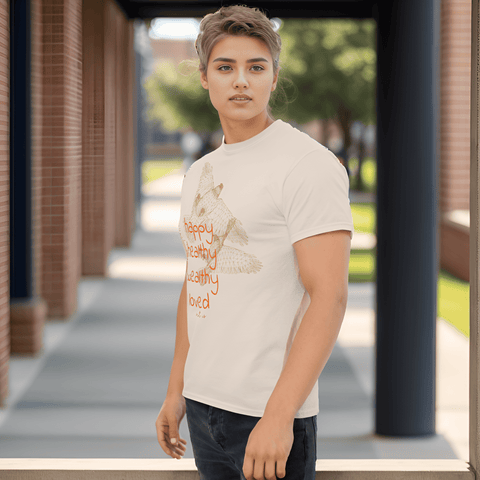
[212, 57, 269, 63]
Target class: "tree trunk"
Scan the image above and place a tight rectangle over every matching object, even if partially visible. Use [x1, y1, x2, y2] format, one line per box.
[357, 134, 365, 192]
[336, 101, 355, 185]
[336, 101, 352, 153]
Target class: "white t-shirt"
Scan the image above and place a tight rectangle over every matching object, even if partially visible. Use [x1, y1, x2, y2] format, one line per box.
[178, 119, 354, 418]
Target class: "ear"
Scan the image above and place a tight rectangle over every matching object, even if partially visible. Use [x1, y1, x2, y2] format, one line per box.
[271, 69, 279, 92]
[200, 69, 209, 90]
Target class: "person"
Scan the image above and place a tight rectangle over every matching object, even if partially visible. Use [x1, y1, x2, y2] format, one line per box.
[155, 5, 354, 480]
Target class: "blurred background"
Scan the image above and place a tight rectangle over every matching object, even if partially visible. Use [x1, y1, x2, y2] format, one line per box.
[141, 13, 467, 337]
[0, 0, 472, 467]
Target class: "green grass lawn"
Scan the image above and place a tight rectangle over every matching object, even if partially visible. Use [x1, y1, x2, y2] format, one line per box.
[349, 201, 470, 338]
[348, 158, 469, 337]
[142, 159, 184, 185]
[143, 158, 470, 339]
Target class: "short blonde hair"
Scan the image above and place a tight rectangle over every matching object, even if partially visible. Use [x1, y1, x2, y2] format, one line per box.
[195, 5, 282, 75]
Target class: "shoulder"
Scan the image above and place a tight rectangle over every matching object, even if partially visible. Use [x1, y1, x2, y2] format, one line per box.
[300, 144, 346, 170]
[281, 129, 343, 176]
[277, 120, 321, 147]
[274, 121, 335, 166]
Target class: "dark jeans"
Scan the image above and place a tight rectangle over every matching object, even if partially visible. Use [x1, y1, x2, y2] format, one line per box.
[185, 397, 317, 480]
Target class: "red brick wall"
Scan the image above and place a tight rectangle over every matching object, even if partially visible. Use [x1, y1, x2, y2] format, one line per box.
[63, 0, 83, 313]
[0, 0, 134, 404]
[126, 21, 135, 241]
[104, 0, 116, 269]
[82, 0, 134, 275]
[40, 0, 83, 318]
[0, 0, 9, 406]
[439, 0, 472, 280]
[115, 8, 136, 247]
[82, 0, 111, 275]
[440, 0, 471, 213]
[14, 0, 46, 356]
[441, 220, 469, 281]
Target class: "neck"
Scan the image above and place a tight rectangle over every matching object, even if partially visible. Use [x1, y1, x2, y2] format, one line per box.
[221, 112, 275, 144]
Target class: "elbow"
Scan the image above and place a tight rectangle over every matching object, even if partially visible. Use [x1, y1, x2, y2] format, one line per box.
[308, 285, 348, 308]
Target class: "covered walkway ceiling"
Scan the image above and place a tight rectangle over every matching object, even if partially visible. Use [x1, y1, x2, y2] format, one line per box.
[115, 0, 375, 19]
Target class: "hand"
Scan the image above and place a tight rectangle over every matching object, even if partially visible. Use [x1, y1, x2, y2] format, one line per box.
[155, 394, 188, 459]
[242, 414, 294, 480]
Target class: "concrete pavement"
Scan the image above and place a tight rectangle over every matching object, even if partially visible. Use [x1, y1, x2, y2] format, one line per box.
[0, 167, 468, 462]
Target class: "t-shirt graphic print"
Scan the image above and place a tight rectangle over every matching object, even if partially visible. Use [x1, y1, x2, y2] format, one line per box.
[178, 119, 354, 419]
[180, 161, 262, 315]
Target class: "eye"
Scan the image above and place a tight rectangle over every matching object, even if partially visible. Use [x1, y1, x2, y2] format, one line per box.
[251, 65, 264, 71]
[218, 65, 231, 71]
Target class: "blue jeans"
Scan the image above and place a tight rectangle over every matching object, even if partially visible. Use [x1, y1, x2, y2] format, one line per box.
[185, 397, 317, 480]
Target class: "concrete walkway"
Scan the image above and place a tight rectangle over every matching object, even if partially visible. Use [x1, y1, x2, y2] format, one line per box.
[0, 168, 468, 462]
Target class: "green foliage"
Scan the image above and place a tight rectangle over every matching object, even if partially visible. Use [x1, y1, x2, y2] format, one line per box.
[144, 59, 220, 133]
[349, 249, 376, 283]
[144, 19, 376, 133]
[351, 201, 375, 235]
[273, 18, 376, 125]
[349, 157, 377, 193]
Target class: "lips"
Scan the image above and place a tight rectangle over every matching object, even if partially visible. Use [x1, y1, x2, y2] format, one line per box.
[230, 95, 252, 100]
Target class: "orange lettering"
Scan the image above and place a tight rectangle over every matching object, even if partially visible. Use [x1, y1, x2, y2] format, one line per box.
[188, 292, 210, 310]
[184, 220, 214, 243]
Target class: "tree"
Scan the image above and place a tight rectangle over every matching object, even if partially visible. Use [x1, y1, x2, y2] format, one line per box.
[144, 18, 376, 180]
[274, 18, 376, 190]
[144, 59, 220, 140]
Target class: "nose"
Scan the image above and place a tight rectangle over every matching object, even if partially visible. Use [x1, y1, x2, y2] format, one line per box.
[233, 69, 248, 89]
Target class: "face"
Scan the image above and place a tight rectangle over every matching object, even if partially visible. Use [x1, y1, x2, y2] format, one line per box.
[200, 35, 278, 124]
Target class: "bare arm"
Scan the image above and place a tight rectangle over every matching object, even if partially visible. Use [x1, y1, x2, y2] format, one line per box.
[241, 230, 351, 480]
[264, 229, 351, 421]
[166, 273, 190, 399]
[156, 273, 189, 458]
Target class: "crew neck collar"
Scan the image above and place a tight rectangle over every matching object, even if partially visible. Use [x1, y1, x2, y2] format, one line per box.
[221, 119, 283, 155]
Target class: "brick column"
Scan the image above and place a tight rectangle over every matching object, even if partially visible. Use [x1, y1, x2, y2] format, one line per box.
[40, 0, 83, 318]
[115, 9, 136, 247]
[439, 0, 472, 280]
[9, 0, 47, 356]
[82, 0, 116, 275]
[0, 0, 9, 406]
[31, 0, 46, 348]
[440, 0, 471, 212]
[82, 0, 135, 272]
[126, 21, 136, 238]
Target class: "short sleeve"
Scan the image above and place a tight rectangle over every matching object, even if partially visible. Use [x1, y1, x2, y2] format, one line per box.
[282, 148, 354, 245]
